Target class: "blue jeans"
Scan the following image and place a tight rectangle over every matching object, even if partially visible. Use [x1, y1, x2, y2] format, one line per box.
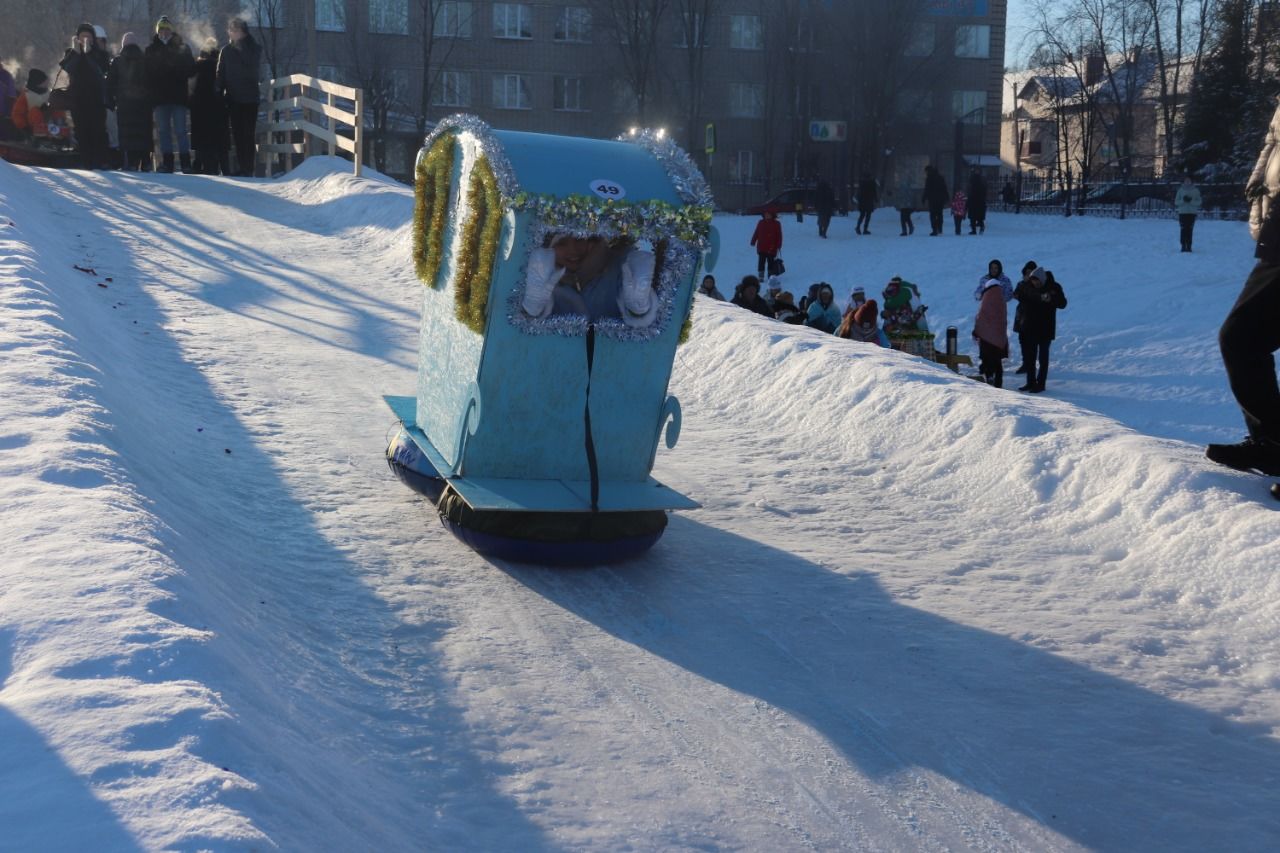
[153, 104, 190, 154]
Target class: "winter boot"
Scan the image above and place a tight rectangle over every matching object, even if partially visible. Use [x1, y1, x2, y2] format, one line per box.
[1205, 437, 1280, 476]
[179, 152, 192, 174]
[159, 153, 175, 174]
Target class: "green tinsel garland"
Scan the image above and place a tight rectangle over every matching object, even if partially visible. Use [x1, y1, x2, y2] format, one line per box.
[511, 192, 713, 247]
[412, 134, 455, 287]
[453, 156, 503, 335]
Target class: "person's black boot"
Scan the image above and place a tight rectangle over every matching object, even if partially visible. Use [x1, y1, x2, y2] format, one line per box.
[179, 152, 192, 174]
[159, 153, 175, 173]
[1206, 437, 1280, 476]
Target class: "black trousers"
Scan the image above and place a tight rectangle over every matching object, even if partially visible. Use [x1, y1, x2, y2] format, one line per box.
[929, 205, 944, 235]
[1179, 213, 1197, 250]
[899, 209, 914, 234]
[756, 251, 776, 280]
[71, 106, 108, 169]
[856, 209, 873, 232]
[1220, 260, 1280, 442]
[978, 339, 1005, 387]
[1019, 338, 1052, 388]
[817, 212, 831, 237]
[228, 102, 258, 176]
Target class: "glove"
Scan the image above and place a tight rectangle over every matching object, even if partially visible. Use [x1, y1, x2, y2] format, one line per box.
[1247, 181, 1267, 201]
[619, 250, 657, 327]
[521, 247, 565, 318]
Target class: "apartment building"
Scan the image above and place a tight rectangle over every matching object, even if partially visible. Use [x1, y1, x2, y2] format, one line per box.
[278, 0, 1006, 205]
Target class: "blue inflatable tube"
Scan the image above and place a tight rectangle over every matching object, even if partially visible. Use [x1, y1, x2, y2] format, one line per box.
[386, 429, 667, 565]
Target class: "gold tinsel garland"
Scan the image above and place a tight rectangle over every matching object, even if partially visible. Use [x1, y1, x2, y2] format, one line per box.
[412, 134, 455, 287]
[453, 156, 503, 334]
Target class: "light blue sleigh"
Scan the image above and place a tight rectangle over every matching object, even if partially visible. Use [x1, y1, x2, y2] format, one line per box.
[384, 116, 716, 561]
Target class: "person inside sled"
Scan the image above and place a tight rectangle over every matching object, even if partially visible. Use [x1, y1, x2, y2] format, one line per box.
[521, 233, 658, 327]
[882, 276, 929, 334]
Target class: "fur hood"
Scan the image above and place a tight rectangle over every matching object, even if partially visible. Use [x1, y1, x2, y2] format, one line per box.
[24, 87, 51, 108]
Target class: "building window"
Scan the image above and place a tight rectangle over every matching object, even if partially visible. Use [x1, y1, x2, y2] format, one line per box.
[493, 3, 532, 39]
[316, 0, 345, 32]
[554, 76, 587, 111]
[895, 89, 933, 119]
[434, 70, 472, 107]
[676, 12, 707, 47]
[316, 64, 346, 84]
[730, 151, 757, 184]
[556, 6, 591, 42]
[439, 1, 472, 37]
[369, 0, 408, 34]
[952, 90, 986, 122]
[730, 15, 763, 50]
[955, 24, 991, 58]
[493, 73, 532, 109]
[1023, 139, 1043, 155]
[612, 81, 639, 114]
[904, 22, 934, 57]
[729, 82, 764, 118]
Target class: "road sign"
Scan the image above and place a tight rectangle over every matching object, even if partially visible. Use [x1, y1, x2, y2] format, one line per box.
[809, 121, 847, 142]
[705, 123, 716, 155]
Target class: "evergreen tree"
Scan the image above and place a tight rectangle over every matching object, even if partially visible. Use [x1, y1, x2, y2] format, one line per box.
[1180, 0, 1256, 178]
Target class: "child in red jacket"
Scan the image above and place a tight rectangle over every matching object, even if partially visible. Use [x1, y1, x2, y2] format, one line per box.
[750, 211, 783, 282]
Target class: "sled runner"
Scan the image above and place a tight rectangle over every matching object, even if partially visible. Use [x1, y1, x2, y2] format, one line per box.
[386, 116, 714, 564]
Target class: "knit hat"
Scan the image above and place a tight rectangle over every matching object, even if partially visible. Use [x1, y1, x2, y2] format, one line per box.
[156, 15, 173, 33]
[121, 32, 139, 49]
[775, 291, 795, 307]
[1021, 260, 1037, 276]
[738, 275, 760, 294]
[1028, 266, 1046, 284]
[854, 299, 878, 326]
[76, 22, 96, 37]
[24, 68, 48, 94]
[93, 25, 107, 40]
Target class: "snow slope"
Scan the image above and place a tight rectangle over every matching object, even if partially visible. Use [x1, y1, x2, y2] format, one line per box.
[1, 158, 1278, 851]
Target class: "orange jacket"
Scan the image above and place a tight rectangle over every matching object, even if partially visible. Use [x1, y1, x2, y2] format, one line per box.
[11, 91, 48, 136]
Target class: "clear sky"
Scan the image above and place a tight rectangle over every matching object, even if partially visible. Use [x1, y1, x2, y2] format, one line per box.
[1005, 0, 1037, 68]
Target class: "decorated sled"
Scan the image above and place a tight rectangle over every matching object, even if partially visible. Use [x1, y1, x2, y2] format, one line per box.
[385, 115, 716, 564]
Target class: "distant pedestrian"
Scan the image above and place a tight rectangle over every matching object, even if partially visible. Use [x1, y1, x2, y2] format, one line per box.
[190, 37, 230, 174]
[816, 179, 835, 238]
[1176, 174, 1202, 253]
[59, 22, 111, 169]
[923, 165, 948, 236]
[1012, 260, 1037, 374]
[749, 210, 782, 282]
[951, 190, 968, 235]
[855, 173, 878, 234]
[967, 170, 988, 233]
[1001, 180, 1016, 206]
[973, 277, 1008, 387]
[894, 174, 915, 236]
[216, 17, 261, 177]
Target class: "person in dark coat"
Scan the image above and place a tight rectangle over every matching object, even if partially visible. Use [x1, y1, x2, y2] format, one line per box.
[922, 165, 949, 236]
[145, 16, 196, 173]
[815, 179, 835, 238]
[106, 33, 152, 171]
[217, 18, 262, 177]
[855, 173, 878, 235]
[59, 22, 111, 169]
[973, 278, 1008, 387]
[731, 275, 773, 318]
[967, 170, 988, 234]
[1206, 96, 1280, 476]
[190, 38, 230, 175]
[1012, 266, 1067, 392]
[0, 65, 17, 140]
[1001, 180, 1016, 206]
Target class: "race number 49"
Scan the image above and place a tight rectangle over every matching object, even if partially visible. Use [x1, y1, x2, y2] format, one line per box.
[590, 179, 627, 200]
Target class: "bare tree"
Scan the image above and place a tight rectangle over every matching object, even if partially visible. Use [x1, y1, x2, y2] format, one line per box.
[414, 0, 471, 136]
[247, 0, 298, 79]
[590, 0, 673, 122]
[669, 0, 723, 156]
[1141, 0, 1214, 169]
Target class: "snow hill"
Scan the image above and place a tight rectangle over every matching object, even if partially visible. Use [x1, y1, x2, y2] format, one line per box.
[1, 157, 1278, 852]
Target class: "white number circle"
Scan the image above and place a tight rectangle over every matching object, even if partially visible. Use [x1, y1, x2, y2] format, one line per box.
[590, 179, 627, 200]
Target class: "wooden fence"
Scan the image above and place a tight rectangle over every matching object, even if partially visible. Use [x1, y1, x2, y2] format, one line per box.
[259, 74, 364, 177]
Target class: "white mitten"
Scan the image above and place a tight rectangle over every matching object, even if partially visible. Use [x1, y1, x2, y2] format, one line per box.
[522, 247, 565, 318]
[618, 249, 657, 327]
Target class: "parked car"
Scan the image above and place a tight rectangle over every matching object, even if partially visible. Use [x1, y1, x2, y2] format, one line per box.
[744, 187, 820, 216]
[1082, 181, 1176, 206]
[1020, 188, 1070, 207]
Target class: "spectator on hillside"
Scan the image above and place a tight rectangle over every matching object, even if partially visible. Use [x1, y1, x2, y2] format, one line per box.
[806, 283, 841, 333]
[190, 38, 230, 175]
[1012, 260, 1037, 374]
[145, 16, 195, 173]
[731, 275, 773, 318]
[974, 259, 1013, 303]
[749, 210, 782, 283]
[10, 69, 50, 140]
[973, 277, 1009, 388]
[106, 33, 152, 171]
[923, 165, 948, 236]
[774, 291, 803, 324]
[967, 170, 988, 234]
[60, 22, 111, 169]
[1176, 174, 1202, 253]
[93, 26, 119, 163]
[855, 173, 878, 235]
[1205, 97, 1280, 477]
[697, 274, 725, 301]
[1013, 266, 1068, 393]
[0, 64, 19, 140]
[217, 17, 261, 177]
[837, 300, 890, 347]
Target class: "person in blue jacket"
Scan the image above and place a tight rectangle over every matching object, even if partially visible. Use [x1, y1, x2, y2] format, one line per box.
[806, 282, 841, 333]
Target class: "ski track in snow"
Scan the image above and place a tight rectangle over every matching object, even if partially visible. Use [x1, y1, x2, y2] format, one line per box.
[1, 158, 1279, 851]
